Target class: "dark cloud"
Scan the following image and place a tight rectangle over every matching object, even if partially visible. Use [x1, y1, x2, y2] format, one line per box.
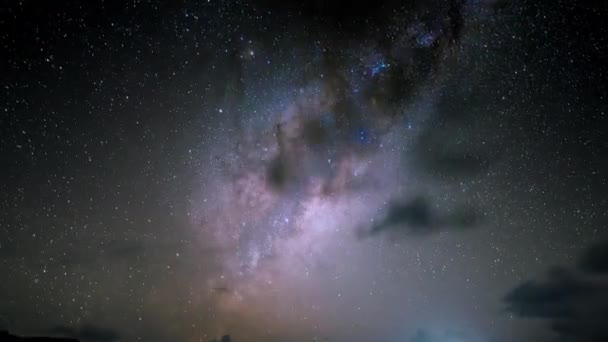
[412, 109, 497, 180]
[504, 267, 596, 319]
[264, 117, 342, 193]
[49, 324, 119, 342]
[361, 196, 480, 238]
[266, 153, 291, 191]
[504, 241, 608, 342]
[260, 0, 473, 193]
[579, 240, 608, 274]
[209, 335, 232, 342]
[414, 144, 494, 179]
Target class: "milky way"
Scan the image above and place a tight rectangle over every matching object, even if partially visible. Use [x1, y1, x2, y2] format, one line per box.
[186, 2, 472, 337]
[1, 1, 606, 342]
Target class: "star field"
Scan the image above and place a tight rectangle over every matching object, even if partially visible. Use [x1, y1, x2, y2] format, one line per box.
[1, 1, 606, 342]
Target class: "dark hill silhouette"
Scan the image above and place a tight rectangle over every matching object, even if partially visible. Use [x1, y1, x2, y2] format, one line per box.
[209, 335, 231, 342]
[0, 330, 79, 342]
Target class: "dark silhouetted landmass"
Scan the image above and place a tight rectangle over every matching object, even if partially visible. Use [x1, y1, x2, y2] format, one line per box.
[0, 330, 79, 342]
[209, 335, 232, 342]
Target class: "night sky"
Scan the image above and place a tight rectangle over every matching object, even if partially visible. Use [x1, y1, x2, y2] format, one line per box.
[1, 1, 606, 342]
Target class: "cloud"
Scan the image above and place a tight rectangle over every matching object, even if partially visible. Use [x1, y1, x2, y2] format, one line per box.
[504, 240, 608, 341]
[414, 142, 493, 179]
[411, 97, 498, 180]
[361, 196, 480, 238]
[578, 240, 608, 274]
[504, 267, 596, 318]
[49, 324, 120, 342]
